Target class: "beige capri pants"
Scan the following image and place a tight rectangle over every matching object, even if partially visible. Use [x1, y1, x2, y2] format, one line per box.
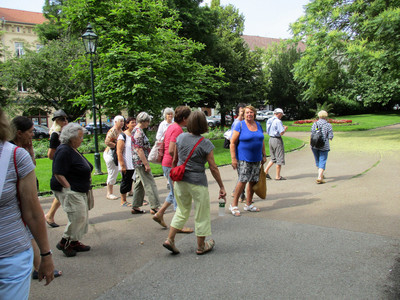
[53, 189, 89, 241]
[171, 181, 211, 237]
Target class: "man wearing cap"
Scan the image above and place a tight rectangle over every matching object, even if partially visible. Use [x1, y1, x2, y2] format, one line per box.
[265, 108, 288, 180]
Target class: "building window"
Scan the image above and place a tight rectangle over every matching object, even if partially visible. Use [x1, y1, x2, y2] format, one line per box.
[15, 42, 24, 57]
[18, 81, 27, 92]
[17, 26, 20, 32]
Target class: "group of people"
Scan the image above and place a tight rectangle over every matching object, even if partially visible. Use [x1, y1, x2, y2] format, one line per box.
[0, 102, 334, 298]
[227, 105, 334, 216]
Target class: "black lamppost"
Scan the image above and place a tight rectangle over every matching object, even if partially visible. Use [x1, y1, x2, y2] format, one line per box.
[82, 23, 102, 174]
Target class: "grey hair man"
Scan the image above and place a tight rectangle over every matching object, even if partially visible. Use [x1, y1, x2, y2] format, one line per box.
[264, 108, 288, 180]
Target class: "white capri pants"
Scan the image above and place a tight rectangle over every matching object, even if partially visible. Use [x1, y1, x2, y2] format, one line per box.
[103, 149, 118, 185]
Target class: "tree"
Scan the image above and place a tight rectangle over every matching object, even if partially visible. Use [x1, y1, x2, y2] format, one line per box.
[201, 1, 267, 125]
[59, 0, 224, 117]
[291, 0, 400, 112]
[2, 38, 89, 120]
[263, 43, 306, 118]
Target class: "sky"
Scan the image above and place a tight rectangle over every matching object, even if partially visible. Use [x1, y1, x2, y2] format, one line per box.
[1, 0, 310, 39]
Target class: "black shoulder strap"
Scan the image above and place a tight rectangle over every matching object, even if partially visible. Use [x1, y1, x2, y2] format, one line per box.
[121, 132, 126, 141]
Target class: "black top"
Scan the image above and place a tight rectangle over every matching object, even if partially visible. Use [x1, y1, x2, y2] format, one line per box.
[50, 144, 93, 193]
[49, 132, 61, 149]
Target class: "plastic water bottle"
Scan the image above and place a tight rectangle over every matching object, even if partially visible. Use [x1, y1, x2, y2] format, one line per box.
[218, 199, 225, 216]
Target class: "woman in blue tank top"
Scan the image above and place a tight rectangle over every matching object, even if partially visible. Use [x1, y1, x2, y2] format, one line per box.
[229, 105, 267, 216]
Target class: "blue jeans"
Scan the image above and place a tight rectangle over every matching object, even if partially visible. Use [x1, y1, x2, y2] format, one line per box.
[0, 247, 33, 300]
[162, 166, 177, 210]
[312, 148, 329, 170]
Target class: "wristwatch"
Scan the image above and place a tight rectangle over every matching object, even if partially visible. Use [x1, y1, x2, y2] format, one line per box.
[40, 250, 53, 257]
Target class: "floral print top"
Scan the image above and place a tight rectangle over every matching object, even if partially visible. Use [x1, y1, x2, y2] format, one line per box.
[105, 127, 121, 153]
[132, 127, 151, 167]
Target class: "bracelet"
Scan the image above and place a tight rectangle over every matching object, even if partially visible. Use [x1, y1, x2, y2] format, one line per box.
[40, 250, 53, 257]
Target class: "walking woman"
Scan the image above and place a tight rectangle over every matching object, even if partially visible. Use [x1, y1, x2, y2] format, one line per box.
[51, 123, 93, 257]
[10, 116, 62, 280]
[162, 111, 226, 255]
[153, 106, 192, 231]
[0, 108, 55, 299]
[311, 110, 334, 184]
[104, 115, 125, 200]
[229, 105, 266, 216]
[117, 117, 136, 207]
[131, 112, 161, 214]
[45, 109, 69, 228]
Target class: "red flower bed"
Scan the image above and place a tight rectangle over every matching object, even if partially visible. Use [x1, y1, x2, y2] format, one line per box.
[294, 119, 352, 125]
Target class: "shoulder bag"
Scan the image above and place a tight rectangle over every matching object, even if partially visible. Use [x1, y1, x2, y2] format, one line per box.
[253, 162, 267, 199]
[148, 131, 166, 164]
[169, 137, 204, 182]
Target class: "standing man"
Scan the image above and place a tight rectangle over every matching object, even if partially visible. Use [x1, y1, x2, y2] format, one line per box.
[265, 108, 288, 180]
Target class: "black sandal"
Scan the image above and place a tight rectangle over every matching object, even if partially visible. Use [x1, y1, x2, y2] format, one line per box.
[131, 208, 146, 214]
[150, 208, 158, 215]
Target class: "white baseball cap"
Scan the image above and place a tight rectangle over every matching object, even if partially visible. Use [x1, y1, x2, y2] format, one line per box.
[273, 108, 284, 115]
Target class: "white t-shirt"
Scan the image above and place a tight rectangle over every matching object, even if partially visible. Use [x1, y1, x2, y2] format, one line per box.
[117, 133, 134, 170]
[156, 120, 172, 141]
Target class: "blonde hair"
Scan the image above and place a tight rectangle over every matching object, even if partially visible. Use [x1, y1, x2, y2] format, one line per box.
[49, 121, 62, 135]
[244, 105, 257, 115]
[318, 110, 328, 119]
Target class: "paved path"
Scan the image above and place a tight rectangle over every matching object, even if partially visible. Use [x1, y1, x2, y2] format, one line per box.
[30, 125, 400, 299]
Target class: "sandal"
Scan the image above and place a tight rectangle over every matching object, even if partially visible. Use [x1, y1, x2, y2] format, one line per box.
[150, 208, 158, 215]
[244, 204, 260, 212]
[143, 200, 149, 206]
[177, 227, 194, 234]
[162, 238, 180, 254]
[121, 202, 132, 207]
[153, 214, 167, 228]
[131, 208, 146, 214]
[229, 205, 241, 217]
[275, 177, 286, 181]
[196, 239, 215, 255]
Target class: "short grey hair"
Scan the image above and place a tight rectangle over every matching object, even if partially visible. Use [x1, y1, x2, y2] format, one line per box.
[163, 107, 174, 119]
[60, 123, 84, 144]
[136, 112, 151, 123]
[113, 115, 124, 125]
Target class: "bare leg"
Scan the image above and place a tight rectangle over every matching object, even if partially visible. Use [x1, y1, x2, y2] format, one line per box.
[45, 198, 61, 224]
[107, 184, 113, 196]
[153, 201, 171, 228]
[121, 193, 127, 205]
[246, 182, 256, 206]
[276, 164, 282, 179]
[163, 226, 180, 254]
[318, 168, 324, 180]
[197, 236, 206, 250]
[232, 182, 246, 208]
[265, 160, 274, 175]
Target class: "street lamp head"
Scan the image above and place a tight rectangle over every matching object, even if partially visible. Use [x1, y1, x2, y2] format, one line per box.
[82, 23, 98, 55]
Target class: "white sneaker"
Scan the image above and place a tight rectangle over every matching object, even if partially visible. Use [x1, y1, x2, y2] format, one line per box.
[106, 194, 119, 200]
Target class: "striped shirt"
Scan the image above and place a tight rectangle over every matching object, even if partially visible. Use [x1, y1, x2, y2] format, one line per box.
[311, 119, 334, 151]
[0, 142, 35, 258]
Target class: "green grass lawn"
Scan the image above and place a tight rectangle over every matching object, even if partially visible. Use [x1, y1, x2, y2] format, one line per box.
[36, 135, 302, 193]
[35, 113, 400, 194]
[283, 113, 400, 132]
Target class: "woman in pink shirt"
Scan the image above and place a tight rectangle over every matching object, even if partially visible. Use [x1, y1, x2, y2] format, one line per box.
[152, 106, 192, 230]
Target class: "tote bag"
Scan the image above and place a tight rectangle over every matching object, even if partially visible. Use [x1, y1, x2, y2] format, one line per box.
[253, 163, 267, 199]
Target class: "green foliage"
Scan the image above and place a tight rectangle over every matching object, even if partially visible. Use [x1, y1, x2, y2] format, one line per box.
[262, 42, 306, 118]
[291, 0, 400, 111]
[60, 0, 224, 116]
[2, 38, 89, 119]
